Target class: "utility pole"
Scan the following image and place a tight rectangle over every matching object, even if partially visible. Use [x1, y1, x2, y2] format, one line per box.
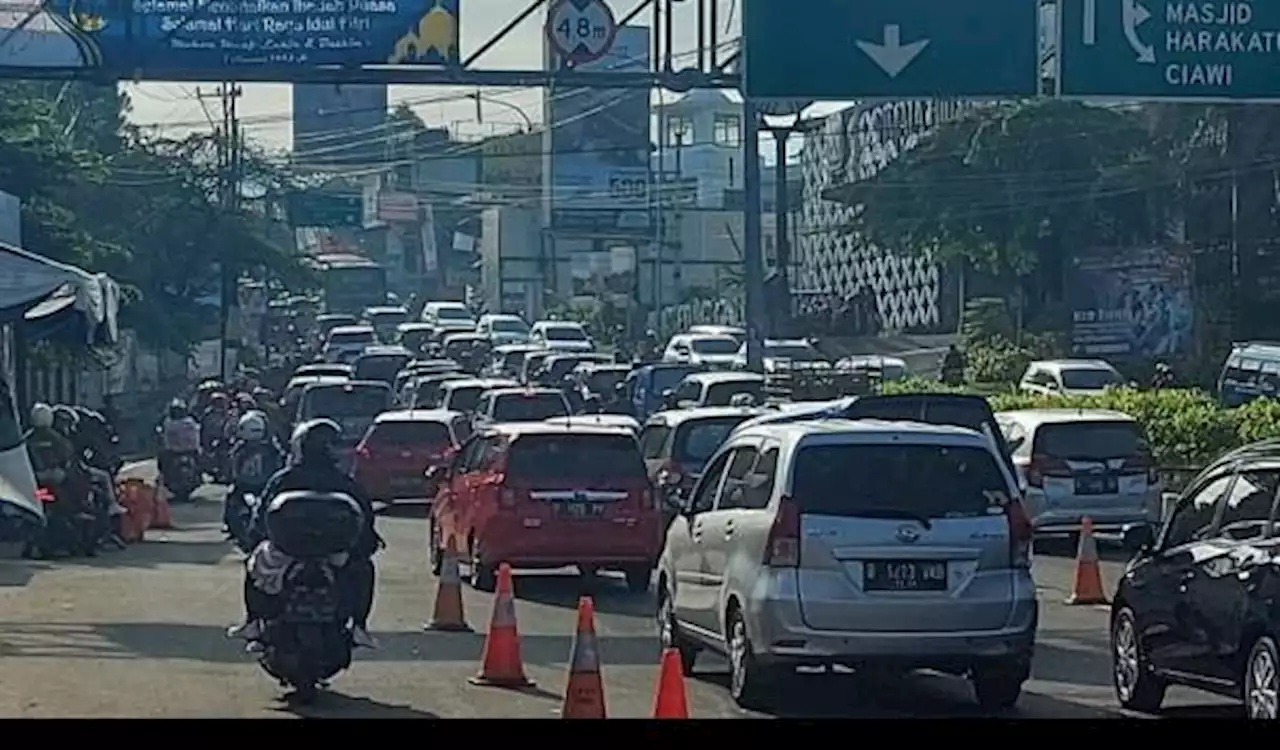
[742, 99, 765, 373]
[212, 82, 243, 381]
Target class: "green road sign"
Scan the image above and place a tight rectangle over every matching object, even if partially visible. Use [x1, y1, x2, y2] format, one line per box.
[742, 0, 1040, 99]
[287, 191, 363, 228]
[1060, 0, 1280, 100]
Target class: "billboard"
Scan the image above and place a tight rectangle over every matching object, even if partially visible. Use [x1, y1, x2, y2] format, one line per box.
[293, 84, 388, 167]
[544, 24, 651, 236]
[0, 0, 459, 74]
[1066, 247, 1194, 359]
[481, 131, 542, 194]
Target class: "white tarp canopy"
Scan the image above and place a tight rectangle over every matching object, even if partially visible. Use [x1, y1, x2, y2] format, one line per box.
[0, 241, 120, 345]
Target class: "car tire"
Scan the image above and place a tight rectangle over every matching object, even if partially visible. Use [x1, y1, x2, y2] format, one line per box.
[428, 520, 442, 576]
[657, 584, 698, 675]
[469, 539, 496, 592]
[971, 661, 1025, 711]
[1244, 636, 1280, 719]
[1111, 606, 1167, 714]
[623, 564, 651, 594]
[727, 606, 782, 711]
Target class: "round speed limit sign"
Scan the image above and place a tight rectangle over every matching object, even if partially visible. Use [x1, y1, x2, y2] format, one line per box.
[546, 0, 618, 66]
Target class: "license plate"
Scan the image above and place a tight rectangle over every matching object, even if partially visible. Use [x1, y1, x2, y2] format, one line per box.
[863, 560, 947, 591]
[1074, 475, 1118, 495]
[556, 502, 605, 518]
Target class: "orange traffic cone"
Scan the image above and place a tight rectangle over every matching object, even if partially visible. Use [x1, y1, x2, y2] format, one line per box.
[560, 597, 606, 718]
[1065, 517, 1109, 605]
[425, 537, 472, 632]
[469, 562, 534, 688]
[652, 647, 690, 718]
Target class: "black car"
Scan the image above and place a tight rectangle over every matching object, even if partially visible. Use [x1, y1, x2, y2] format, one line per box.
[1110, 441, 1280, 718]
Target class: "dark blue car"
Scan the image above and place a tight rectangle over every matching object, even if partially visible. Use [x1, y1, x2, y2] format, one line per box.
[621, 363, 705, 421]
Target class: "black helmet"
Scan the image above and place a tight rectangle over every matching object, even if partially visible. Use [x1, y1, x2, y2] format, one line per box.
[290, 418, 342, 466]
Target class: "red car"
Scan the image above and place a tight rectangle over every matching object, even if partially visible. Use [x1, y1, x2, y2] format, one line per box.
[352, 410, 469, 504]
[428, 422, 660, 593]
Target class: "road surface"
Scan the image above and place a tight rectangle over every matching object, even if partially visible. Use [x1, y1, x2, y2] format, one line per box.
[0, 461, 1239, 718]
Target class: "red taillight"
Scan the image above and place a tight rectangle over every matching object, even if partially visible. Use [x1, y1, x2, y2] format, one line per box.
[764, 496, 801, 568]
[356, 444, 372, 460]
[1121, 454, 1159, 484]
[36, 487, 55, 504]
[1026, 454, 1071, 488]
[657, 461, 683, 487]
[1006, 499, 1033, 568]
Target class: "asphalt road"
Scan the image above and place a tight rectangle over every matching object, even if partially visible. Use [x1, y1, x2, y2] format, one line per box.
[0, 461, 1240, 718]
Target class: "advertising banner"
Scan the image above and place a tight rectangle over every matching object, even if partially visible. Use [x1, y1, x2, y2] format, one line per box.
[293, 84, 388, 167]
[544, 24, 651, 236]
[1066, 246, 1193, 359]
[0, 0, 459, 75]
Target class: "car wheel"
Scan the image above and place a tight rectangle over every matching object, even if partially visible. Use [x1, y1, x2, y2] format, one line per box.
[469, 539, 496, 592]
[1111, 606, 1167, 713]
[727, 606, 780, 710]
[971, 661, 1025, 711]
[1245, 636, 1280, 720]
[623, 564, 651, 594]
[657, 584, 698, 675]
[428, 520, 442, 576]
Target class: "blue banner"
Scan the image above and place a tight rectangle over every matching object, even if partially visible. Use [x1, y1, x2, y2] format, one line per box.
[0, 0, 458, 72]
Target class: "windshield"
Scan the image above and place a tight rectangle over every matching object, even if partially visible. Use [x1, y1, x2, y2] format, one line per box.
[1035, 421, 1143, 460]
[765, 343, 823, 362]
[415, 376, 463, 406]
[492, 393, 569, 422]
[548, 357, 588, 380]
[368, 421, 452, 447]
[544, 325, 587, 341]
[400, 330, 430, 350]
[368, 311, 406, 326]
[507, 434, 645, 482]
[443, 386, 484, 412]
[329, 330, 374, 346]
[675, 416, 753, 468]
[354, 355, 410, 383]
[692, 337, 740, 355]
[324, 266, 386, 314]
[302, 387, 391, 440]
[587, 370, 626, 393]
[435, 306, 472, 321]
[792, 444, 1010, 519]
[705, 380, 764, 406]
[1060, 367, 1122, 390]
[651, 366, 699, 392]
[490, 318, 529, 333]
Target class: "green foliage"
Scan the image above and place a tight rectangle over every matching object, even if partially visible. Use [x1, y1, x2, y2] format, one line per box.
[883, 377, 1280, 469]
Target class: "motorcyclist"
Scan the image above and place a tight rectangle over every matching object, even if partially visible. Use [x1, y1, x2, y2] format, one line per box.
[27, 403, 73, 483]
[228, 419, 381, 651]
[158, 399, 201, 485]
[941, 344, 966, 386]
[64, 407, 125, 550]
[224, 410, 285, 540]
[1152, 361, 1176, 389]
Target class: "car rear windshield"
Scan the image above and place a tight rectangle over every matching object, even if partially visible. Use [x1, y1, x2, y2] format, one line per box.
[652, 366, 698, 392]
[444, 386, 483, 412]
[507, 434, 645, 482]
[400, 330, 430, 350]
[692, 337, 740, 355]
[587, 370, 625, 393]
[329, 330, 373, 345]
[1059, 367, 1122, 390]
[705, 381, 764, 406]
[369, 421, 451, 447]
[791, 444, 1010, 519]
[491, 318, 528, 333]
[548, 358, 587, 380]
[369, 311, 406, 326]
[545, 325, 587, 341]
[304, 387, 389, 419]
[435, 306, 471, 320]
[1034, 421, 1143, 460]
[492, 393, 568, 422]
[675, 417, 752, 467]
[354, 355, 409, 382]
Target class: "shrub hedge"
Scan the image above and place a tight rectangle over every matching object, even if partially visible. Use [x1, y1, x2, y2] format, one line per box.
[880, 378, 1280, 469]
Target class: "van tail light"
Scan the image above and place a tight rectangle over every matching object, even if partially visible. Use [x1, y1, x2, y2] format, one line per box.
[36, 487, 55, 504]
[1122, 454, 1159, 484]
[1026, 454, 1071, 488]
[356, 444, 372, 461]
[764, 496, 801, 568]
[1006, 499, 1033, 568]
[657, 461, 683, 487]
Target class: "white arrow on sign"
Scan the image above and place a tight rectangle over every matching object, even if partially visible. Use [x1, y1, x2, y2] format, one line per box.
[856, 25, 930, 78]
[1122, 0, 1155, 63]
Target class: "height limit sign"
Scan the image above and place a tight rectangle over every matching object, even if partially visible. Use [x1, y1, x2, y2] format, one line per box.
[547, 0, 618, 66]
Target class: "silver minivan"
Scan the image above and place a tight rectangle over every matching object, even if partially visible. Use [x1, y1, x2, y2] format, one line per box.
[656, 417, 1038, 711]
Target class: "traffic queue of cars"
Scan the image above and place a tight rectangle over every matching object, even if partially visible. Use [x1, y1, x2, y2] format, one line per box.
[287, 306, 1280, 717]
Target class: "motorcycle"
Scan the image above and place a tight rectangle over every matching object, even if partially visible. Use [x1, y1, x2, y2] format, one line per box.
[251, 490, 365, 704]
[225, 489, 260, 552]
[204, 437, 233, 484]
[163, 453, 201, 503]
[24, 480, 98, 559]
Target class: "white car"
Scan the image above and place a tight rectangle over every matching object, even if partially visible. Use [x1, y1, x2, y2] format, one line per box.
[736, 338, 832, 374]
[530, 321, 594, 352]
[687, 324, 746, 346]
[322, 325, 376, 364]
[1018, 359, 1124, 397]
[421, 301, 476, 333]
[664, 334, 741, 369]
[477, 313, 531, 346]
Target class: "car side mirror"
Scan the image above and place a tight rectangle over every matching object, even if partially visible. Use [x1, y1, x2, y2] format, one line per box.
[1123, 524, 1156, 554]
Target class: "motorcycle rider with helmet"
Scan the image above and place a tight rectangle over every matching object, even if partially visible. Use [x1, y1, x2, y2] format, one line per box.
[223, 410, 285, 540]
[228, 419, 381, 651]
[158, 400, 201, 488]
[27, 403, 74, 483]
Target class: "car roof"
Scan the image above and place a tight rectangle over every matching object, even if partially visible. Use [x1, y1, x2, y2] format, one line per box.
[483, 421, 636, 439]
[426, 301, 468, 309]
[733, 417, 990, 446]
[645, 405, 771, 427]
[997, 408, 1135, 427]
[293, 364, 350, 375]
[317, 313, 356, 322]
[494, 343, 541, 354]
[375, 409, 464, 424]
[286, 375, 348, 389]
[683, 371, 765, 385]
[442, 378, 518, 390]
[689, 324, 745, 333]
[577, 362, 630, 373]
[487, 387, 564, 398]
[397, 322, 435, 332]
[545, 414, 640, 430]
[1029, 359, 1117, 370]
[365, 306, 406, 315]
[328, 325, 374, 335]
[357, 346, 411, 358]
[443, 332, 485, 340]
[482, 313, 524, 321]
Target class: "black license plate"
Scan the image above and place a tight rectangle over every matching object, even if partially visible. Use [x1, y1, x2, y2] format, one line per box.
[863, 560, 947, 591]
[555, 502, 605, 518]
[1074, 475, 1118, 495]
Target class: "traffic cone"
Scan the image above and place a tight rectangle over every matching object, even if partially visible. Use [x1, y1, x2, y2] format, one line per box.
[560, 597, 606, 718]
[424, 537, 472, 632]
[652, 647, 689, 718]
[469, 562, 534, 688]
[1065, 517, 1109, 605]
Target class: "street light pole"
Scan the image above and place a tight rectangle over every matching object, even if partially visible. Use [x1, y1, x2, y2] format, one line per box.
[743, 99, 765, 373]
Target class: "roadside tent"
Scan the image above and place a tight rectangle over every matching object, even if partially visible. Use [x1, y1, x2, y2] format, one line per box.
[0, 241, 122, 532]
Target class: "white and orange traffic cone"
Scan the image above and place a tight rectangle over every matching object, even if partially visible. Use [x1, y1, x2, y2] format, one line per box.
[469, 562, 534, 688]
[560, 596, 607, 718]
[425, 537, 472, 632]
[1065, 516, 1109, 605]
[652, 647, 690, 718]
